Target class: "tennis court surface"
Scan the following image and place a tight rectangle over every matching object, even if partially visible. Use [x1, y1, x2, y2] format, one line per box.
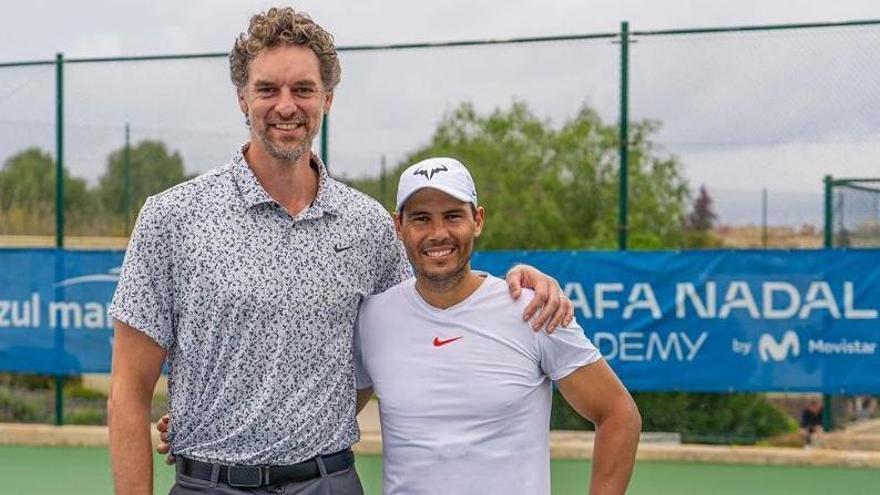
[1, 445, 877, 494]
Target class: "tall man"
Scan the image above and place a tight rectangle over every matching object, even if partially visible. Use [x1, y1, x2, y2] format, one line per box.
[108, 7, 571, 495]
[354, 157, 641, 494]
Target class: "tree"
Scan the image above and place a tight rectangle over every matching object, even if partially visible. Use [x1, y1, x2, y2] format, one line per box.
[683, 184, 721, 247]
[0, 148, 95, 235]
[345, 101, 690, 250]
[97, 140, 190, 233]
[685, 185, 717, 231]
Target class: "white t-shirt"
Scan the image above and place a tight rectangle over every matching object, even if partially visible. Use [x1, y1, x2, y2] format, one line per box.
[354, 274, 601, 495]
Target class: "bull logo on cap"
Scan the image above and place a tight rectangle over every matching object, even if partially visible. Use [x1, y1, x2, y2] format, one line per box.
[412, 163, 448, 180]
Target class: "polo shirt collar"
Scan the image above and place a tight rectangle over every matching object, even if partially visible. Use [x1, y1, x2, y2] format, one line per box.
[231, 144, 342, 216]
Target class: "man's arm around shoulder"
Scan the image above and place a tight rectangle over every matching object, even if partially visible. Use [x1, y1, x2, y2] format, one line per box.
[556, 359, 641, 495]
[108, 319, 167, 495]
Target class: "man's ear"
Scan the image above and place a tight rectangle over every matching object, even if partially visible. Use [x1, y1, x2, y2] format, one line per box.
[322, 90, 334, 115]
[237, 87, 249, 115]
[473, 206, 485, 237]
[393, 212, 403, 240]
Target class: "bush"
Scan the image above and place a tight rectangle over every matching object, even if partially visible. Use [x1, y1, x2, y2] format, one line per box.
[65, 385, 107, 400]
[0, 373, 81, 391]
[66, 409, 107, 425]
[550, 389, 797, 445]
[0, 389, 41, 422]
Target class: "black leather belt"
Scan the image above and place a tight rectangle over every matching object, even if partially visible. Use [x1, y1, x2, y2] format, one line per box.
[176, 449, 354, 488]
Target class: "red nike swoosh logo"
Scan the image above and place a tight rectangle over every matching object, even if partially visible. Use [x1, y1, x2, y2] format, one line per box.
[433, 336, 463, 347]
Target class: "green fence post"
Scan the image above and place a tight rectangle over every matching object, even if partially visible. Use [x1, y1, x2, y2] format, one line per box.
[55, 53, 65, 248]
[54, 52, 65, 426]
[822, 174, 834, 431]
[320, 114, 329, 168]
[618, 21, 630, 251]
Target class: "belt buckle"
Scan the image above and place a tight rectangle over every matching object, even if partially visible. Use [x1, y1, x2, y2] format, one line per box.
[227, 465, 268, 488]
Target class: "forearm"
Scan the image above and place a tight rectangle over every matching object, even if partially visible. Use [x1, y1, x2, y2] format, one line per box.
[108, 387, 156, 494]
[590, 410, 641, 495]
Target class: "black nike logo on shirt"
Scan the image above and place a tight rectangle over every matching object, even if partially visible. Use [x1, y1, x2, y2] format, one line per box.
[334, 245, 353, 253]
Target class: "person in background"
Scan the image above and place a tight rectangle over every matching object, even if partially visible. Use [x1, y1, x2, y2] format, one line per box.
[801, 398, 824, 447]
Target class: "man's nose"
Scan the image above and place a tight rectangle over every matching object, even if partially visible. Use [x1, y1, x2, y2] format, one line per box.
[427, 219, 450, 241]
[275, 87, 298, 117]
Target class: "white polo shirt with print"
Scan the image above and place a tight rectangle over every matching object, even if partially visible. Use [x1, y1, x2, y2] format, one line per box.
[355, 274, 601, 494]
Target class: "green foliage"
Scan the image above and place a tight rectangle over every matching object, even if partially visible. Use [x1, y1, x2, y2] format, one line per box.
[683, 185, 722, 248]
[550, 389, 798, 445]
[66, 409, 107, 425]
[0, 373, 80, 390]
[65, 385, 107, 400]
[0, 141, 191, 236]
[0, 389, 41, 422]
[0, 148, 97, 235]
[97, 140, 191, 234]
[342, 101, 691, 250]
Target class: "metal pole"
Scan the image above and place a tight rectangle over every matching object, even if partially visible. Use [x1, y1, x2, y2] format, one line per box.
[380, 155, 387, 210]
[822, 175, 833, 431]
[824, 176, 833, 248]
[618, 21, 630, 251]
[124, 123, 131, 233]
[54, 52, 65, 426]
[320, 115, 329, 168]
[55, 53, 65, 248]
[762, 188, 768, 247]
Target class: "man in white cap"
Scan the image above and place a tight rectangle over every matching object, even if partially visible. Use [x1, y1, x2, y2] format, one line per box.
[353, 157, 641, 494]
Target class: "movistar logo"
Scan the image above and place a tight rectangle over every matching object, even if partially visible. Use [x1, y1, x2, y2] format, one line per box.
[53, 267, 121, 288]
[758, 331, 800, 362]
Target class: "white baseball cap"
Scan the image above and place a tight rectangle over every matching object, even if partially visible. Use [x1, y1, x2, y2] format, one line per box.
[396, 157, 478, 211]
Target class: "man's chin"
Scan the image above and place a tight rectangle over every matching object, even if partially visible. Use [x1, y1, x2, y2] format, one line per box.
[417, 265, 466, 285]
[261, 138, 309, 163]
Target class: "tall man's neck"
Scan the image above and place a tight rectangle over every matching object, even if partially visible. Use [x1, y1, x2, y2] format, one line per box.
[244, 141, 318, 216]
[415, 267, 486, 310]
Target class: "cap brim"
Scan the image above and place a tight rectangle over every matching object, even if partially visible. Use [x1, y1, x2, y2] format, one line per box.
[396, 184, 476, 211]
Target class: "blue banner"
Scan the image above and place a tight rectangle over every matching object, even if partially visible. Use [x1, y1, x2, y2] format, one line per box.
[474, 249, 880, 394]
[1, 248, 879, 393]
[0, 248, 123, 374]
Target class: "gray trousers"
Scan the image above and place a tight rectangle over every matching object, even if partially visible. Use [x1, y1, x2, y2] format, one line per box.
[170, 464, 364, 495]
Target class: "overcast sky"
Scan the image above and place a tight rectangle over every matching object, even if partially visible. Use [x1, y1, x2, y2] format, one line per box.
[1, 1, 879, 226]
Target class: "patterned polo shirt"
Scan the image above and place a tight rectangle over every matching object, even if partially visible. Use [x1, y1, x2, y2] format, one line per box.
[109, 145, 412, 465]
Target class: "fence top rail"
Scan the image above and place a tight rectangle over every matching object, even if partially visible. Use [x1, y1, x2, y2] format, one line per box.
[2, 17, 880, 67]
[830, 178, 880, 186]
[0, 59, 54, 68]
[631, 18, 880, 37]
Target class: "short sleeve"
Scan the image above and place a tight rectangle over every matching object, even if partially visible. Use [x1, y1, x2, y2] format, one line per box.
[372, 214, 413, 294]
[108, 196, 177, 349]
[353, 316, 373, 390]
[537, 318, 601, 381]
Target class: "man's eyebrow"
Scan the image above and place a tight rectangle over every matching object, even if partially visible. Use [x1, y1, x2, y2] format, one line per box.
[252, 79, 319, 88]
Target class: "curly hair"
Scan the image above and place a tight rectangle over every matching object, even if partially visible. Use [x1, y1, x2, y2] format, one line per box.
[229, 7, 341, 91]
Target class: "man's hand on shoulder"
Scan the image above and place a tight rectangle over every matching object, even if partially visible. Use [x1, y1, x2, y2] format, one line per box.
[506, 264, 574, 333]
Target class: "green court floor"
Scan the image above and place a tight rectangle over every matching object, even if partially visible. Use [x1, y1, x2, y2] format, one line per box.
[0, 445, 877, 494]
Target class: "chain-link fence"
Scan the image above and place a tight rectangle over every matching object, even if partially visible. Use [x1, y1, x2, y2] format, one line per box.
[827, 177, 880, 248]
[1, 19, 878, 249]
[2, 20, 879, 437]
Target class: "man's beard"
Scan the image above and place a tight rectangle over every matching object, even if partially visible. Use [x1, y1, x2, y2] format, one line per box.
[256, 124, 316, 164]
[413, 246, 472, 292]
